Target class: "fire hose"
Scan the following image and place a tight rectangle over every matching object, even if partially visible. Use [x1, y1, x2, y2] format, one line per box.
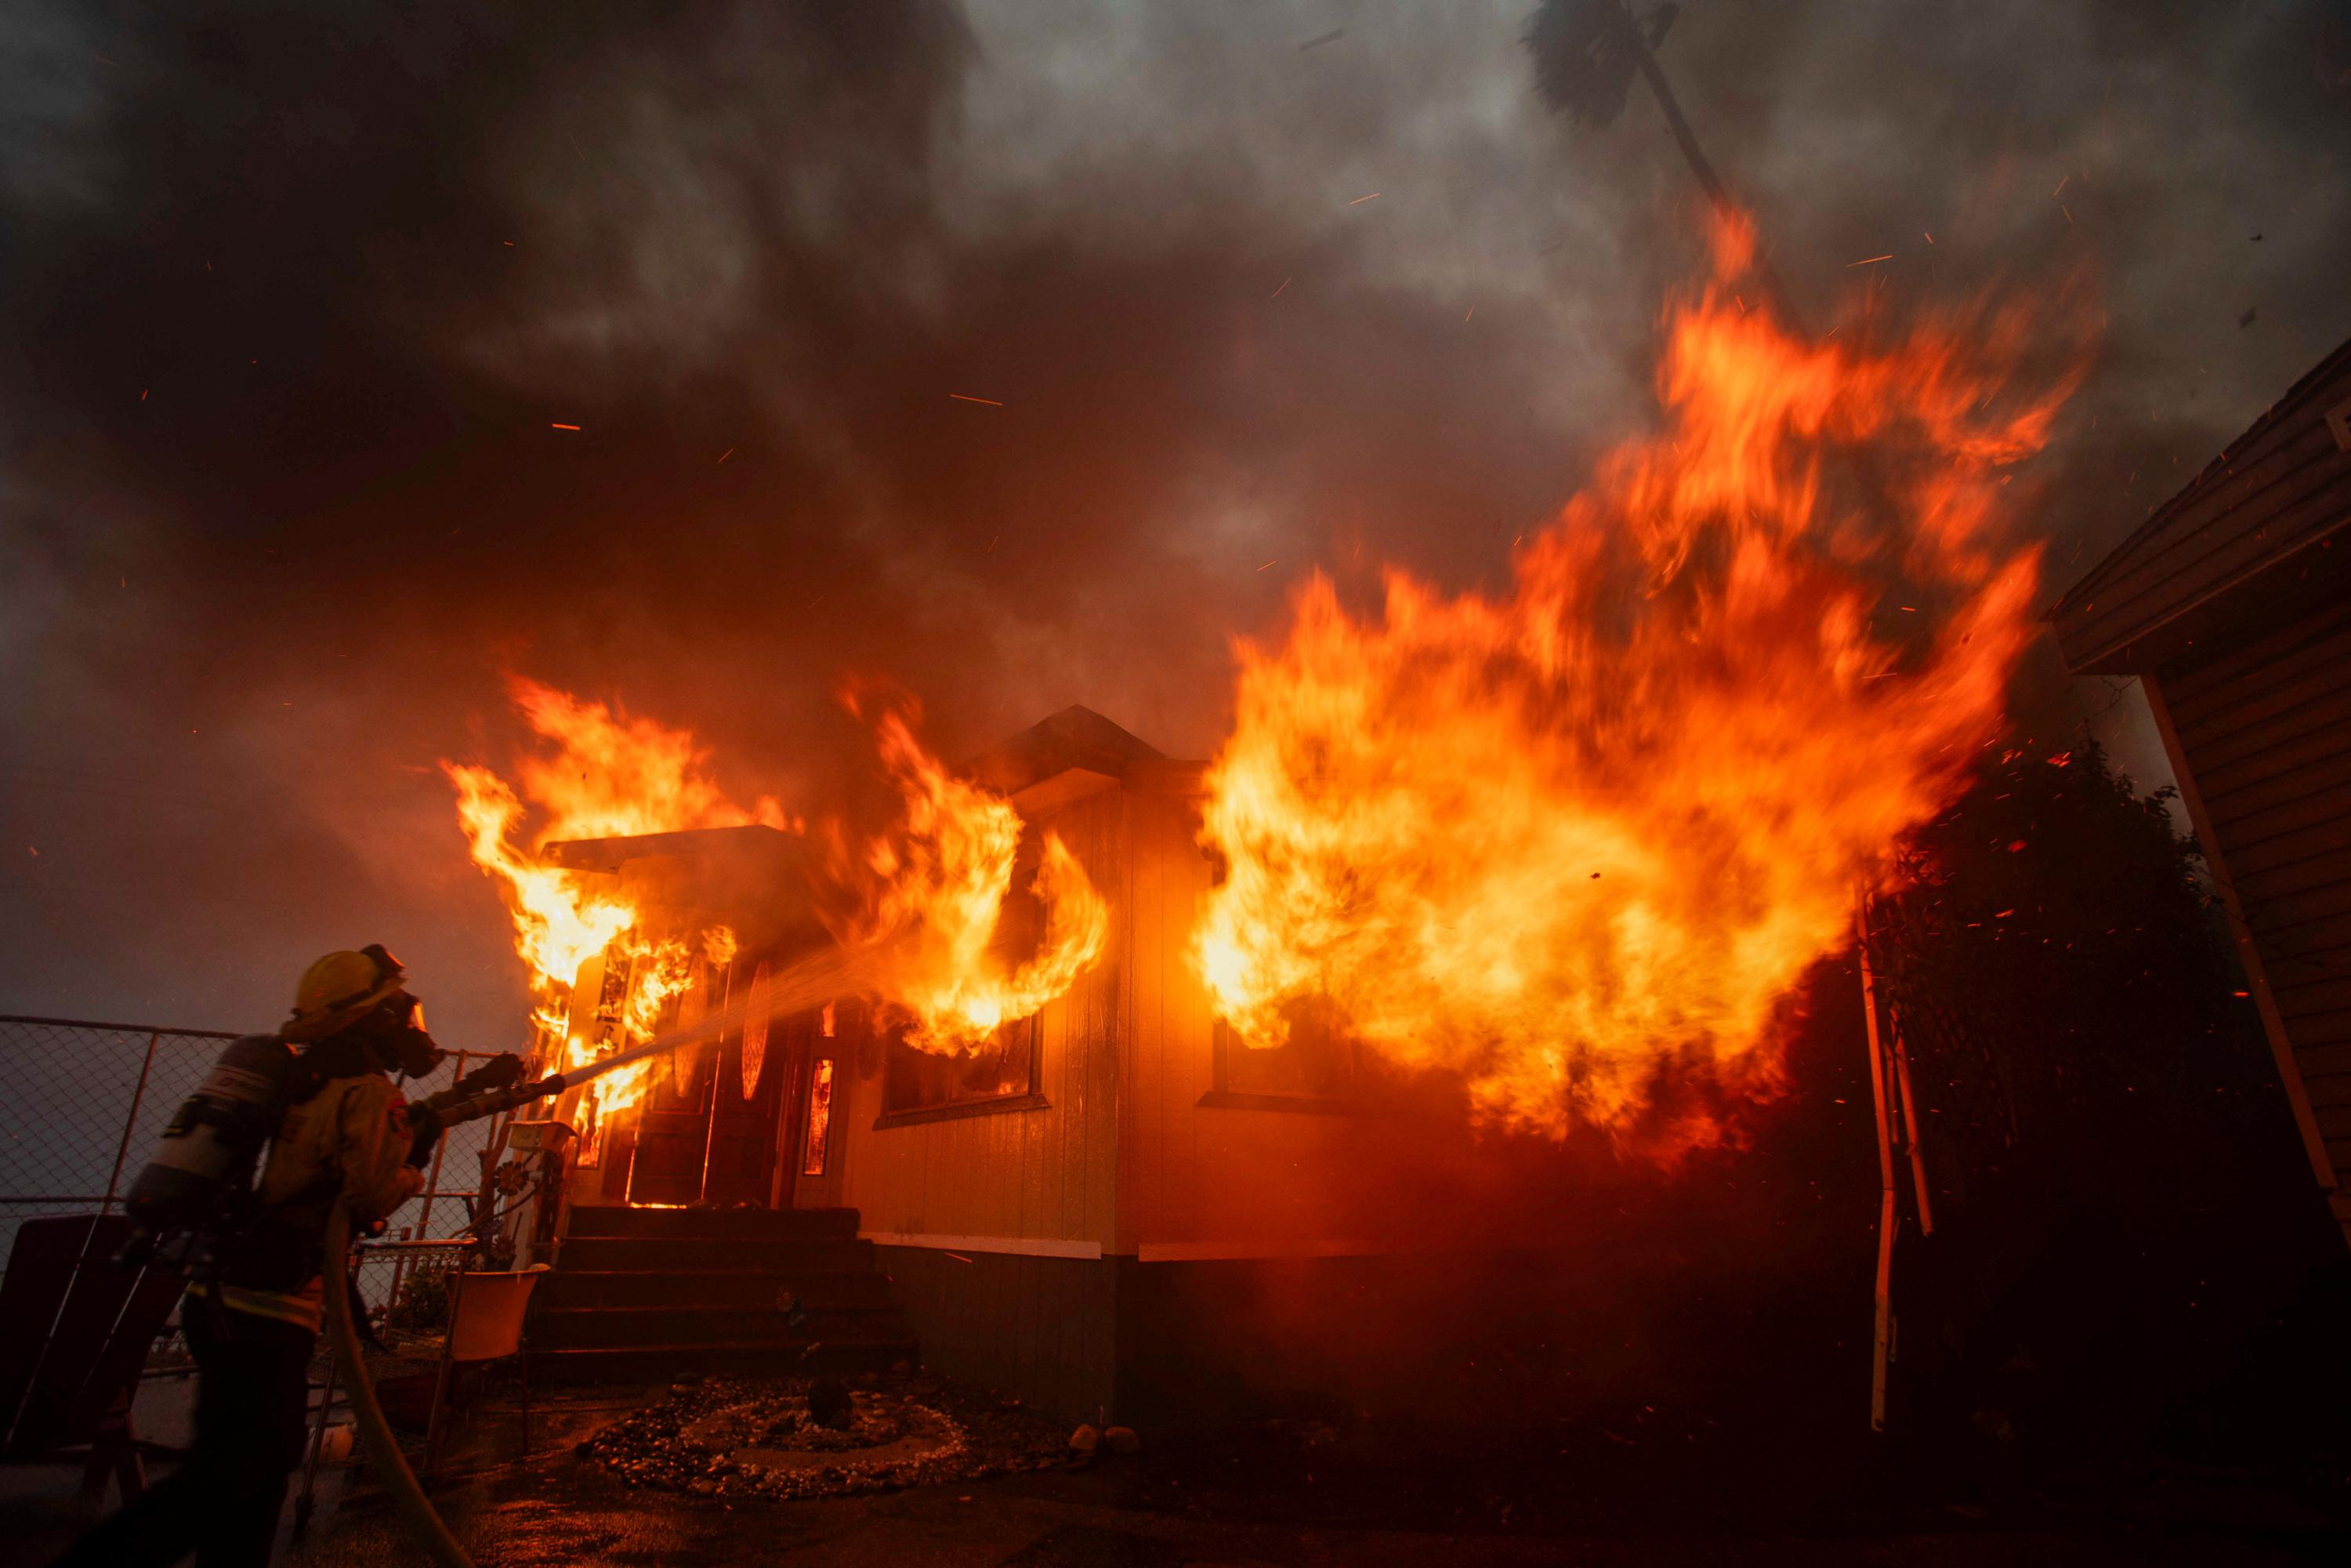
[316, 1066, 575, 1567]
[121, 1017, 748, 1561]
[306, 1023, 769, 1562]
[323, 1200, 474, 1568]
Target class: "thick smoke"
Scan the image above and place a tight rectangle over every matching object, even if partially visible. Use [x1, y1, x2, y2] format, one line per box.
[3, 1, 2347, 1044]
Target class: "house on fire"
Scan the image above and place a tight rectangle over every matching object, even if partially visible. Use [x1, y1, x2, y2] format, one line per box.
[516, 706, 1523, 1426]
[2050, 334, 2351, 1256]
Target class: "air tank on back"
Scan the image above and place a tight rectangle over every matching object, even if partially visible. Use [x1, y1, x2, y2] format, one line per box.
[121, 1034, 295, 1245]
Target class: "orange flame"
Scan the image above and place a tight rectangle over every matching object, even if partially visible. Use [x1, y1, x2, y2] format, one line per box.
[1192, 218, 2084, 1148]
[444, 676, 782, 1132]
[838, 703, 1110, 1055]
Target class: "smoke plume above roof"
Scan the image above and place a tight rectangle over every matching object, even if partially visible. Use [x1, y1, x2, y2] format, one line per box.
[3, 0, 2346, 1039]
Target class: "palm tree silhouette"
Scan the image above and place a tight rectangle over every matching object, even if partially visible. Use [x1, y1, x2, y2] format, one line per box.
[1526, 1, 1809, 330]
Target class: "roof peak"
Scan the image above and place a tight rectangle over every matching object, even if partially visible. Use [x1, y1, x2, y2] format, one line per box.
[962, 705, 1166, 795]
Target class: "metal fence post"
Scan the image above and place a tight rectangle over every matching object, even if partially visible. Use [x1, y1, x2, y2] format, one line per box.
[386, 1050, 465, 1331]
[418, 1052, 461, 1236]
[385, 1223, 413, 1327]
[96, 1031, 163, 1219]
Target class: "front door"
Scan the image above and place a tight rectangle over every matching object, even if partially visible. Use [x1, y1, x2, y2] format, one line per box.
[618, 953, 804, 1208]
[625, 1034, 716, 1205]
[705, 974, 790, 1206]
[622, 953, 732, 1206]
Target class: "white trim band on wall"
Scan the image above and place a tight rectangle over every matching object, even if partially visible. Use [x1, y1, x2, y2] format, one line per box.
[1135, 1239, 1390, 1262]
[861, 1231, 1105, 1260]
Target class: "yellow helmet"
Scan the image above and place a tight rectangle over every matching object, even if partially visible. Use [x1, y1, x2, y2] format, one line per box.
[286, 943, 408, 1041]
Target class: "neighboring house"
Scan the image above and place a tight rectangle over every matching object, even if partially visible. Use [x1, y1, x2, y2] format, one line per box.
[2049, 335, 2351, 1255]
[523, 706, 1516, 1424]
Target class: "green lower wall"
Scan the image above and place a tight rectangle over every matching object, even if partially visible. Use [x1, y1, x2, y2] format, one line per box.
[876, 1245, 1118, 1429]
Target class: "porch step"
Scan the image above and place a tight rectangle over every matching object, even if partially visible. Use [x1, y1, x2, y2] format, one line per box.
[528, 1302, 909, 1350]
[528, 1205, 915, 1384]
[525, 1338, 918, 1384]
[534, 1268, 894, 1313]
[561, 1206, 860, 1241]
[553, 1236, 873, 1274]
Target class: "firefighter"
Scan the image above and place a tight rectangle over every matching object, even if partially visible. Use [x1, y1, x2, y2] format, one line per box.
[60, 945, 451, 1568]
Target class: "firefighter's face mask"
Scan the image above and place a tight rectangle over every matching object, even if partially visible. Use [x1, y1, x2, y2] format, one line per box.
[360, 992, 445, 1079]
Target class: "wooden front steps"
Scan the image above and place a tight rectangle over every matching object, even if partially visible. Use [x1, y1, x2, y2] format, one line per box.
[527, 1206, 915, 1382]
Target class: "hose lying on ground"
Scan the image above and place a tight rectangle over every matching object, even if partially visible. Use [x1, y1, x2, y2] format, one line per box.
[322, 1200, 475, 1568]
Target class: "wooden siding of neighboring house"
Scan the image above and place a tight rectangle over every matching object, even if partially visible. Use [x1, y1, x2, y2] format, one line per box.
[2146, 595, 2351, 1245]
[2053, 341, 2351, 674]
[2052, 335, 2351, 1251]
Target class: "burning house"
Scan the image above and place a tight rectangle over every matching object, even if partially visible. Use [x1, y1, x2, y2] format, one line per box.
[441, 224, 2090, 1427]
[493, 704, 1554, 1425]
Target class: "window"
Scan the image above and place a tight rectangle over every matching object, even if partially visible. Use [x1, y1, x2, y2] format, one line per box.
[800, 1059, 835, 1175]
[1202, 995, 1358, 1113]
[874, 844, 1052, 1125]
[879, 1014, 1043, 1121]
[591, 946, 632, 1029]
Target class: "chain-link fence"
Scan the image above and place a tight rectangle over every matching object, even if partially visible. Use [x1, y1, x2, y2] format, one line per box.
[0, 1015, 506, 1321]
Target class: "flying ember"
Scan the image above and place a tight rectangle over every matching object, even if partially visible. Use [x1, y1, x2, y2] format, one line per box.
[1190, 215, 2085, 1150]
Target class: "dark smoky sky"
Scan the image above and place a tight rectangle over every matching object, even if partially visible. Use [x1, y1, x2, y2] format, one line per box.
[4, 1, 2347, 1048]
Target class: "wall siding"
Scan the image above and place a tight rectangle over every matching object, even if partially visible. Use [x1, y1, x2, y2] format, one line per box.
[878, 1246, 1117, 1426]
[2152, 593, 2351, 1246]
[835, 785, 1124, 1251]
[820, 780, 1130, 1418]
[1115, 769, 1512, 1258]
[842, 758, 1575, 1414]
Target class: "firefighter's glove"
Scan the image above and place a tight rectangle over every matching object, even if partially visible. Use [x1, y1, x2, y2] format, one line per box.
[444, 1052, 527, 1097]
[472, 1052, 529, 1092]
[405, 1103, 444, 1167]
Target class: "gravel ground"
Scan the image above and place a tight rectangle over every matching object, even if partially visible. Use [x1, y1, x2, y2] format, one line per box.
[580, 1371, 1069, 1500]
[16, 1371, 2342, 1567]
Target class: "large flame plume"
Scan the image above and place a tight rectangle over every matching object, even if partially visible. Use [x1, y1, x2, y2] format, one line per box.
[1191, 217, 2085, 1149]
[444, 677, 786, 1129]
[835, 700, 1110, 1055]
